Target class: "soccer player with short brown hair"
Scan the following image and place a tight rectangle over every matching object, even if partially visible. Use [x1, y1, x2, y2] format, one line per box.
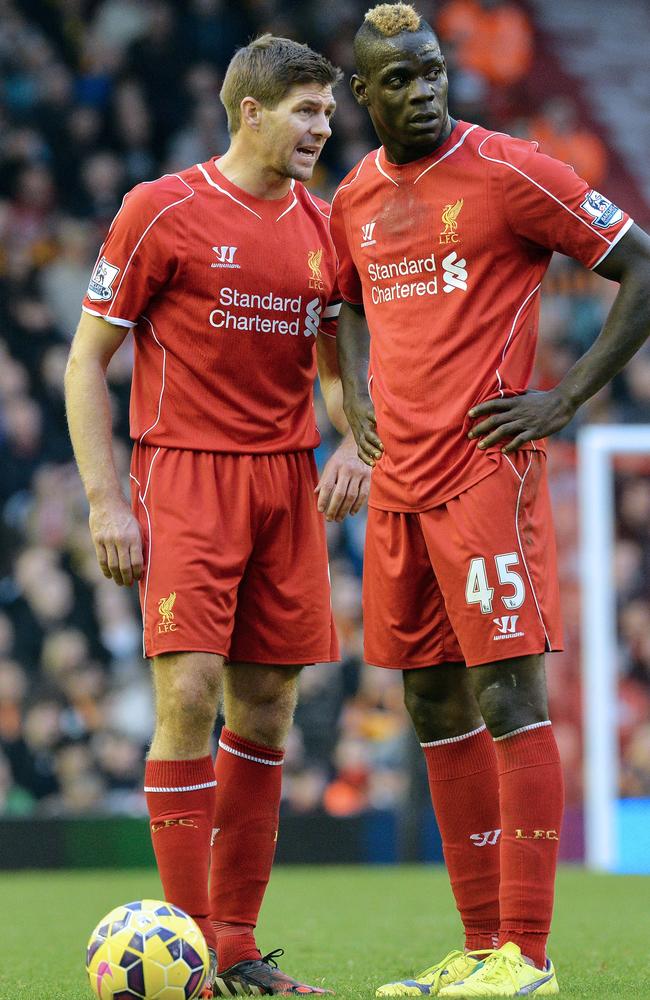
[66, 34, 369, 999]
[331, 4, 650, 996]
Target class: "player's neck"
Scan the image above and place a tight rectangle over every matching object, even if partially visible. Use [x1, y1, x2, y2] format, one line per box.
[216, 147, 292, 201]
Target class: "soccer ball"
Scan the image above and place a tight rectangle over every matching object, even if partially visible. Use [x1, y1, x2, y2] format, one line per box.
[86, 899, 209, 1000]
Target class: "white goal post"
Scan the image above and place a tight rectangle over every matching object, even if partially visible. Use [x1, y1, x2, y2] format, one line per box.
[577, 424, 650, 871]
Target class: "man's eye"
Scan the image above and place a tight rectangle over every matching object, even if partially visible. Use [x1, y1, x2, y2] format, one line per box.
[426, 68, 441, 80]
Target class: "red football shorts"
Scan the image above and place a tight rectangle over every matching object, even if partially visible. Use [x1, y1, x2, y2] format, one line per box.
[130, 445, 339, 663]
[363, 450, 563, 669]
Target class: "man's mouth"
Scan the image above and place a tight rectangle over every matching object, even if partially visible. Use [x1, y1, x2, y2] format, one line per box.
[295, 145, 319, 160]
[410, 112, 438, 124]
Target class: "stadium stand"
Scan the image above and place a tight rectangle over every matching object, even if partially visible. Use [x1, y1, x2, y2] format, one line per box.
[0, 0, 649, 854]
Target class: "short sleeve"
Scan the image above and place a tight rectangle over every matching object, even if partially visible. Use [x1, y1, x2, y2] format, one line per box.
[329, 191, 364, 305]
[490, 137, 633, 270]
[319, 278, 342, 339]
[82, 176, 192, 327]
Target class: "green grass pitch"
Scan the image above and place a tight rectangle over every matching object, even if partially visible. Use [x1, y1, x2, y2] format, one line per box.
[1, 865, 648, 999]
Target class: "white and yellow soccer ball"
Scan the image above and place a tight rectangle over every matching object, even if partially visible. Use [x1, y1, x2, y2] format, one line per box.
[86, 899, 209, 1000]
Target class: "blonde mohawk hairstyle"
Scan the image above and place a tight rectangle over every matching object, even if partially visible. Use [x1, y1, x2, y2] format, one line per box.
[364, 3, 422, 36]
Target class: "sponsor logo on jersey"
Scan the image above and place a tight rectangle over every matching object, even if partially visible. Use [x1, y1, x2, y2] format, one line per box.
[442, 251, 468, 293]
[439, 198, 463, 244]
[211, 245, 240, 268]
[87, 257, 120, 301]
[308, 247, 326, 290]
[515, 828, 559, 841]
[157, 591, 177, 633]
[470, 829, 501, 847]
[493, 615, 524, 640]
[580, 190, 623, 229]
[361, 220, 377, 247]
[303, 297, 322, 337]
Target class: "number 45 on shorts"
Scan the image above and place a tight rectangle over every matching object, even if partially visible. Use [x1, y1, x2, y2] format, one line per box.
[465, 553, 525, 614]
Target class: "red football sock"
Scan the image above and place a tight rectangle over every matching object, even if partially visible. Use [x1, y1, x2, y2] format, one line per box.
[209, 727, 284, 972]
[422, 725, 500, 951]
[494, 722, 564, 969]
[144, 755, 217, 951]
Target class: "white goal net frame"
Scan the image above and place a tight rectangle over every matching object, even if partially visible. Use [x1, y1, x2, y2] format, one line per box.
[577, 424, 650, 870]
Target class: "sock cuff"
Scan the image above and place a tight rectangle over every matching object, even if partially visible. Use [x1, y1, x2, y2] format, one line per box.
[422, 725, 497, 780]
[493, 721, 560, 773]
[219, 727, 284, 766]
[144, 755, 216, 791]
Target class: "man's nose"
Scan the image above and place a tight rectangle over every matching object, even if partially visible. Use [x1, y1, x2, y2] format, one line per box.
[311, 112, 332, 139]
[410, 77, 435, 101]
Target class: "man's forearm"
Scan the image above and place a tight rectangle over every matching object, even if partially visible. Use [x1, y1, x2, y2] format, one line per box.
[337, 305, 371, 404]
[558, 262, 650, 412]
[64, 353, 124, 505]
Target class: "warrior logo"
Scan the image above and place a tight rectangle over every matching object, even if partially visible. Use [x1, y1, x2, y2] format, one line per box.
[157, 592, 177, 633]
[211, 246, 240, 268]
[470, 829, 501, 847]
[308, 247, 326, 290]
[440, 198, 463, 244]
[361, 220, 377, 247]
[303, 297, 322, 337]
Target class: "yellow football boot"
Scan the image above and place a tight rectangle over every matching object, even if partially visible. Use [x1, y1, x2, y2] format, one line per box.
[438, 942, 558, 997]
[376, 950, 493, 997]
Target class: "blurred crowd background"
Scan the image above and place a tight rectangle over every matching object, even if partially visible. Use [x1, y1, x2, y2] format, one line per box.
[1, 0, 649, 839]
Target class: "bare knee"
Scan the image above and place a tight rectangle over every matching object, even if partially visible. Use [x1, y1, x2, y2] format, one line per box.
[224, 662, 301, 748]
[469, 655, 549, 738]
[150, 652, 223, 757]
[403, 663, 483, 742]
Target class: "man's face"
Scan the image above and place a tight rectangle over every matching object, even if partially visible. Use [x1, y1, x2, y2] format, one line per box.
[257, 82, 336, 182]
[353, 30, 450, 163]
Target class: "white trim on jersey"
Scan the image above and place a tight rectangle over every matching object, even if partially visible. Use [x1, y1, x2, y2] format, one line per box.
[495, 282, 542, 396]
[590, 216, 634, 269]
[374, 148, 400, 187]
[477, 132, 616, 250]
[107, 175, 194, 316]
[81, 306, 136, 328]
[276, 180, 297, 221]
[304, 187, 331, 219]
[508, 454, 552, 651]
[413, 123, 479, 184]
[138, 317, 167, 445]
[130, 447, 160, 658]
[330, 153, 372, 207]
[196, 162, 262, 220]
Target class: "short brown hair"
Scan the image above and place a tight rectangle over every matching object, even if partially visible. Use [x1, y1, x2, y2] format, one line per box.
[220, 34, 342, 134]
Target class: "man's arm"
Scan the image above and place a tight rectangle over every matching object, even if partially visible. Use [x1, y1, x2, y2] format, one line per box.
[468, 225, 650, 451]
[65, 312, 144, 586]
[336, 302, 384, 467]
[314, 332, 371, 522]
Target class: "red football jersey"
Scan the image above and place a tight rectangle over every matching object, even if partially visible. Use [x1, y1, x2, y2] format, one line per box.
[330, 121, 632, 511]
[83, 159, 340, 452]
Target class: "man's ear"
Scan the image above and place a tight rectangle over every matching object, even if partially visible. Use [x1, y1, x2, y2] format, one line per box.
[240, 96, 263, 131]
[351, 75, 369, 107]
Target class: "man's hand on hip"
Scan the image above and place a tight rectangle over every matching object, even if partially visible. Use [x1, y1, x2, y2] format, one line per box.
[315, 434, 372, 522]
[468, 389, 576, 452]
[89, 496, 144, 586]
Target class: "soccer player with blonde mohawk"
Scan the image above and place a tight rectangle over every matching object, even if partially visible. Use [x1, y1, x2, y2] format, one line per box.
[330, 2, 650, 996]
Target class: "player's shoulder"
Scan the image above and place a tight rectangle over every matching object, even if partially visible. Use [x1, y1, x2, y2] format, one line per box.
[468, 123, 540, 165]
[331, 149, 380, 208]
[120, 169, 197, 221]
[294, 182, 332, 221]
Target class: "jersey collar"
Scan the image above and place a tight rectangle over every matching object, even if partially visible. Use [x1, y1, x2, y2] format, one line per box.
[200, 158, 297, 222]
[376, 120, 476, 186]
